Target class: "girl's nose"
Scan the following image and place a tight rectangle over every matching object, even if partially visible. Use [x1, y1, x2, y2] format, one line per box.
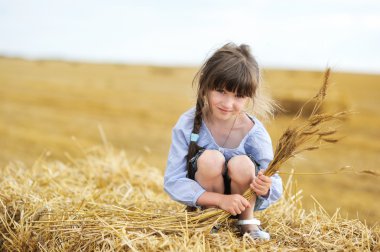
[222, 96, 234, 108]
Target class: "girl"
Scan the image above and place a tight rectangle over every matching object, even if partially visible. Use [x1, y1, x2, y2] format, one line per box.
[164, 43, 282, 240]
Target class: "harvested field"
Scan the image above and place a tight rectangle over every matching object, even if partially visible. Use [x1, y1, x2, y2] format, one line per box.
[1, 145, 379, 251]
[1, 57, 380, 250]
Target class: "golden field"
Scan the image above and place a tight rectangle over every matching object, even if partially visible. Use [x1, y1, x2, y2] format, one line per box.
[1, 144, 378, 250]
[0, 54, 379, 231]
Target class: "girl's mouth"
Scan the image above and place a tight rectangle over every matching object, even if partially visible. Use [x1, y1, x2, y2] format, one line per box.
[218, 107, 232, 113]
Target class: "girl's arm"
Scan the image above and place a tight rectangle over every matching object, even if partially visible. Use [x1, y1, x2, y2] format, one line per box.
[164, 113, 206, 207]
[196, 191, 251, 216]
[245, 120, 283, 209]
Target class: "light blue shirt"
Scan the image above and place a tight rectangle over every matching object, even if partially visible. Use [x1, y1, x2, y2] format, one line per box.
[164, 107, 283, 210]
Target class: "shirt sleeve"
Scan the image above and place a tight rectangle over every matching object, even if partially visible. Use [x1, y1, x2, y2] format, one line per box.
[245, 122, 283, 210]
[164, 117, 206, 207]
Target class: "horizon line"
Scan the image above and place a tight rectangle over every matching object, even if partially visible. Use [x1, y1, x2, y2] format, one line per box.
[1, 53, 379, 76]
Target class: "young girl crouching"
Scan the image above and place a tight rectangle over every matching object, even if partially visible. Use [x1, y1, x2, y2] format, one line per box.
[164, 42, 283, 240]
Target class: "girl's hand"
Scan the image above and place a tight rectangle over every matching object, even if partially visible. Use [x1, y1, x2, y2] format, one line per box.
[218, 194, 251, 216]
[250, 170, 272, 197]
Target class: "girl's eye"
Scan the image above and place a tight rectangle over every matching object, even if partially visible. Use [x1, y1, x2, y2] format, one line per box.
[235, 94, 245, 98]
[216, 89, 225, 94]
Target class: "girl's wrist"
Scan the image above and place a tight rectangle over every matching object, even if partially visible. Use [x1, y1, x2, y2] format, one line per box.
[262, 189, 270, 198]
[197, 191, 224, 208]
[215, 194, 224, 208]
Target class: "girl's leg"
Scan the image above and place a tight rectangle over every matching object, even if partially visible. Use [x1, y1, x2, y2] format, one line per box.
[195, 150, 225, 194]
[227, 155, 257, 232]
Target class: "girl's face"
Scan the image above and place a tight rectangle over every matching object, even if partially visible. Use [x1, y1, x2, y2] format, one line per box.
[207, 89, 248, 121]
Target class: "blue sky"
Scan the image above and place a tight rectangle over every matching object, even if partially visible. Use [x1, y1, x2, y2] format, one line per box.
[1, 0, 379, 73]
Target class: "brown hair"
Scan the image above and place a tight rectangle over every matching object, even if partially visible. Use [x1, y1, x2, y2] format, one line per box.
[186, 42, 275, 179]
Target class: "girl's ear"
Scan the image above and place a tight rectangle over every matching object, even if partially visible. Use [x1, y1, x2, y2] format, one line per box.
[204, 94, 208, 104]
[203, 97, 208, 112]
[203, 94, 211, 113]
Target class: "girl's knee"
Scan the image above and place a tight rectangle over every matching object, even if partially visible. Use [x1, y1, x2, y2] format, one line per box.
[227, 155, 256, 183]
[196, 150, 225, 178]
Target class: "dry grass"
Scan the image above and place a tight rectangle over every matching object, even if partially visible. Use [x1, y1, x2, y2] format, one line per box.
[1, 69, 379, 251]
[0, 145, 379, 251]
[1, 56, 380, 234]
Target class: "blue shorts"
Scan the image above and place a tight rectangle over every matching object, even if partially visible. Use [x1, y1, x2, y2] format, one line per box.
[189, 149, 264, 211]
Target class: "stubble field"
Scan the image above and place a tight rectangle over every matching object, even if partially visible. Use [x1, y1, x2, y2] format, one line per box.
[0, 56, 379, 229]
